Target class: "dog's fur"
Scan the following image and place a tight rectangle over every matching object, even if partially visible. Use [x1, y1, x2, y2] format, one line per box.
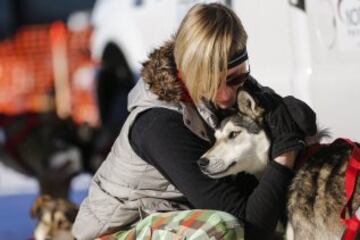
[0, 113, 86, 198]
[31, 195, 78, 240]
[0, 111, 114, 198]
[200, 90, 360, 240]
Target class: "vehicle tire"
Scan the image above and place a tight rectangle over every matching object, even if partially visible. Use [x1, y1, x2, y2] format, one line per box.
[88, 43, 135, 172]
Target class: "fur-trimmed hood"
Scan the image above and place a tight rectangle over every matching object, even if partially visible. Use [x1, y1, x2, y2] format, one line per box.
[127, 40, 215, 143]
[140, 40, 184, 103]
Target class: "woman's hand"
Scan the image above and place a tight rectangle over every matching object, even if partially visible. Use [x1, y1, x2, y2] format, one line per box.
[273, 150, 298, 169]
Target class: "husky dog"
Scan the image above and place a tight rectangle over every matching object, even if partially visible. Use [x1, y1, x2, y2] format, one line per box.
[0, 113, 84, 198]
[31, 195, 78, 240]
[0, 112, 114, 198]
[199, 90, 360, 240]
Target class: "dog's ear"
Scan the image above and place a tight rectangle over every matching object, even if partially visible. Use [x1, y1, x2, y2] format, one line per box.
[60, 200, 79, 223]
[237, 89, 264, 123]
[31, 195, 51, 219]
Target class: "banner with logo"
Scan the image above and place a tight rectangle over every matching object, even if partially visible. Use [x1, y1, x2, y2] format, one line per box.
[335, 0, 360, 50]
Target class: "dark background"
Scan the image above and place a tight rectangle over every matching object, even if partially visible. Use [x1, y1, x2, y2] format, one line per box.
[0, 0, 96, 40]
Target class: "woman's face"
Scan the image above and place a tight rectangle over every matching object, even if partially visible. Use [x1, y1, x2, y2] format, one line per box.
[214, 62, 249, 109]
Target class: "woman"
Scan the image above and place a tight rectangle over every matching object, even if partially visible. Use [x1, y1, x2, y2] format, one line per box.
[73, 3, 315, 239]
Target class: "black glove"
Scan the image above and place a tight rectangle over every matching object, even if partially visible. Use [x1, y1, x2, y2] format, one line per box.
[245, 83, 317, 159]
[265, 99, 306, 159]
[282, 96, 317, 136]
[264, 96, 317, 159]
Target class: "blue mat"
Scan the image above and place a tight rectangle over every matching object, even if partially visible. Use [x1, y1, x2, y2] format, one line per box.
[0, 190, 87, 240]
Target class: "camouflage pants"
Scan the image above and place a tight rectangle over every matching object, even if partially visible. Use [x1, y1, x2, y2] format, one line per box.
[97, 210, 245, 240]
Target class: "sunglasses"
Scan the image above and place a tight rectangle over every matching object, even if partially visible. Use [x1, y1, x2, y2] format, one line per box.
[226, 67, 250, 87]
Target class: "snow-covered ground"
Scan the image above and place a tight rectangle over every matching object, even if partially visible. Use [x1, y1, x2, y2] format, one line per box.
[0, 161, 92, 196]
[0, 162, 38, 195]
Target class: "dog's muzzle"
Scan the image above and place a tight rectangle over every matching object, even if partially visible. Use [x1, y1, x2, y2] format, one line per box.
[197, 157, 233, 176]
[197, 158, 210, 168]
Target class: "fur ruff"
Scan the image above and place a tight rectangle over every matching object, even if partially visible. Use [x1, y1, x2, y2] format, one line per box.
[141, 40, 184, 103]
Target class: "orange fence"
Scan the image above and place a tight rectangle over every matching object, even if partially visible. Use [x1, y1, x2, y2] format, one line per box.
[0, 22, 99, 127]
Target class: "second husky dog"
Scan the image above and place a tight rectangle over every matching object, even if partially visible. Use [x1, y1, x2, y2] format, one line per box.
[199, 90, 360, 240]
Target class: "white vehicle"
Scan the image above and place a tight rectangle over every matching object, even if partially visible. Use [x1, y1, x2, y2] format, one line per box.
[91, 0, 360, 141]
[91, 0, 228, 79]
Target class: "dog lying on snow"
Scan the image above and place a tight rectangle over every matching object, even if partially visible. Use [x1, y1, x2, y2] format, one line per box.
[0, 113, 85, 198]
[0, 112, 113, 198]
[31, 195, 78, 240]
[199, 89, 360, 240]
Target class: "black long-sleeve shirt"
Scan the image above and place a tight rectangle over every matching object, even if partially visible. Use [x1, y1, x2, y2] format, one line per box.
[129, 107, 294, 239]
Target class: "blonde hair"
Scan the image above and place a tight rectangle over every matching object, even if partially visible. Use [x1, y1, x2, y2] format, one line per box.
[174, 3, 247, 104]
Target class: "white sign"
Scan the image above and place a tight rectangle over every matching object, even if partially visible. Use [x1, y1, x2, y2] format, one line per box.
[335, 0, 360, 50]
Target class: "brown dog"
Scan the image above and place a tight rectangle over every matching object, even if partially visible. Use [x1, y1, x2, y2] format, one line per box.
[31, 195, 78, 240]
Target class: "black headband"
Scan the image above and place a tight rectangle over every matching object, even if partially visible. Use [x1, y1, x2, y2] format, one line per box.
[227, 48, 248, 69]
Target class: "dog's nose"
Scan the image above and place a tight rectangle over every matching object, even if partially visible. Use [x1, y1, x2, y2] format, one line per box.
[197, 158, 210, 167]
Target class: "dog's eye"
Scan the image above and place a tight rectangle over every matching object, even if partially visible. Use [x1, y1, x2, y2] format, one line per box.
[228, 131, 241, 139]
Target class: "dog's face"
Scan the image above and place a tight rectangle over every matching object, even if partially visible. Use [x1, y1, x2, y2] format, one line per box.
[31, 195, 78, 240]
[41, 116, 84, 177]
[198, 90, 270, 178]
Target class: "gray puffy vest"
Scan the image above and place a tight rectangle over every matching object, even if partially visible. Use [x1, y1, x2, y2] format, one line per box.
[72, 79, 213, 240]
